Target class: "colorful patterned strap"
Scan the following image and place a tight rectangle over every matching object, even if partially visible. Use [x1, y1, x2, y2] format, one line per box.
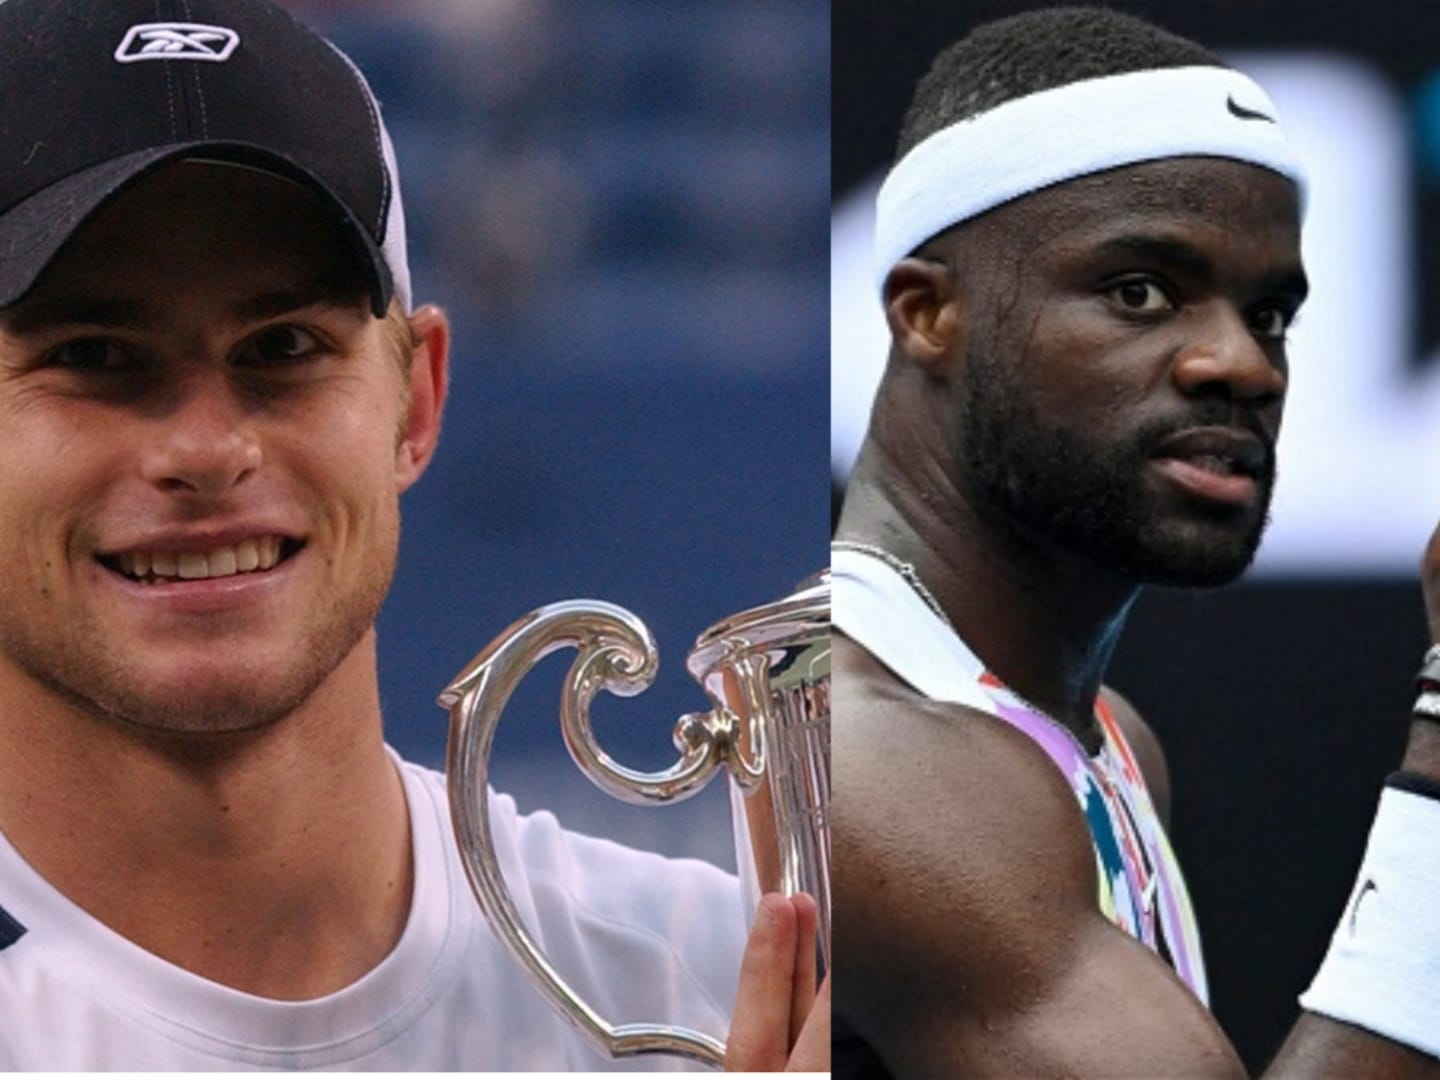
[976, 674, 1208, 1003]
[833, 547, 1208, 1002]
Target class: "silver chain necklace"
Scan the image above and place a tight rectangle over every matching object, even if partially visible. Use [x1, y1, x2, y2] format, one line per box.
[831, 541, 955, 632]
[832, 540, 1099, 755]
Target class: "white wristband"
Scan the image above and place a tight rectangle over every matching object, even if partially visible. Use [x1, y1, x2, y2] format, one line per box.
[1300, 780, 1440, 1058]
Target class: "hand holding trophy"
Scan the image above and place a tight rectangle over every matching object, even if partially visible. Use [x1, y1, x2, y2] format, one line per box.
[440, 571, 830, 1068]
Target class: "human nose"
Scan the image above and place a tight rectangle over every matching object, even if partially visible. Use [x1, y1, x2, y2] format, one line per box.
[1171, 308, 1287, 405]
[139, 375, 261, 497]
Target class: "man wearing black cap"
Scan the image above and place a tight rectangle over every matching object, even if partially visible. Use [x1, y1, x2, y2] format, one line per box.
[0, 0, 826, 1070]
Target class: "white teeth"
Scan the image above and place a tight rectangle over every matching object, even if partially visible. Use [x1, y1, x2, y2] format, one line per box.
[114, 537, 290, 582]
[177, 553, 208, 580]
[1193, 454, 1235, 476]
[209, 547, 238, 577]
[235, 538, 259, 573]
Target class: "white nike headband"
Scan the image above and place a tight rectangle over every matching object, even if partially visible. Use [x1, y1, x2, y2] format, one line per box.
[873, 65, 1308, 293]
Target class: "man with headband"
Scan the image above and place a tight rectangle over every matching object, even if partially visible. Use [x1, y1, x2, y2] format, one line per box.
[834, 6, 1440, 1074]
[0, 0, 828, 1070]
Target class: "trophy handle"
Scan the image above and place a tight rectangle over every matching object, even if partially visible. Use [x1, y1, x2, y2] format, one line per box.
[440, 599, 733, 1068]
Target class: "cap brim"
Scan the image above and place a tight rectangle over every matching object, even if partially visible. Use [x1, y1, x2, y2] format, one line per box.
[0, 143, 394, 316]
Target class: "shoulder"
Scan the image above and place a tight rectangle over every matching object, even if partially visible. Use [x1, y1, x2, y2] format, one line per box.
[833, 634, 1102, 1041]
[1098, 685, 1172, 825]
[832, 640, 1238, 1072]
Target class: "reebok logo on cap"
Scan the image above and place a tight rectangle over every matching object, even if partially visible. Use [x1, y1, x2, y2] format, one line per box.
[0, 0, 409, 316]
[114, 23, 240, 64]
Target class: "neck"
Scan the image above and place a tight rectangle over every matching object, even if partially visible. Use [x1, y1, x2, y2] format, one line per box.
[0, 633, 413, 999]
[838, 439, 1139, 742]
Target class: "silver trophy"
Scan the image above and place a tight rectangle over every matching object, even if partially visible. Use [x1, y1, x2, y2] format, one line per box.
[439, 571, 829, 1068]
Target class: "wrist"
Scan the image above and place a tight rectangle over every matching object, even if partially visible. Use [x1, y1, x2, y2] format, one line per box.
[1400, 721, 1440, 780]
[1299, 779, 1440, 1057]
[1416, 644, 1440, 691]
[1402, 645, 1440, 778]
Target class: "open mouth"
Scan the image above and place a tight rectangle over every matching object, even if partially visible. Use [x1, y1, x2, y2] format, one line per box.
[1150, 426, 1272, 509]
[99, 536, 304, 584]
[1152, 427, 1270, 482]
[1177, 452, 1255, 479]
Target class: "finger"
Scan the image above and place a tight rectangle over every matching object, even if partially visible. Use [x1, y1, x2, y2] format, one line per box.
[788, 892, 819, 1046]
[784, 974, 832, 1074]
[724, 893, 798, 1072]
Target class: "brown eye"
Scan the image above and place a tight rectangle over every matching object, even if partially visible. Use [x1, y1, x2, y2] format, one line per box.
[1109, 279, 1171, 313]
[1249, 306, 1292, 341]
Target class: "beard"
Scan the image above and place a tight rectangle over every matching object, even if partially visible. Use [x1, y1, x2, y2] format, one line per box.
[957, 348, 1275, 588]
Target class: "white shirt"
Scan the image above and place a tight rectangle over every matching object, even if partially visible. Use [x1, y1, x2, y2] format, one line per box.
[0, 756, 744, 1070]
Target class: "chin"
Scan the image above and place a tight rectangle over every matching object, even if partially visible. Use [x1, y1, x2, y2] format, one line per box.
[1138, 553, 1257, 589]
[98, 676, 318, 737]
[1121, 521, 1267, 589]
[34, 643, 345, 738]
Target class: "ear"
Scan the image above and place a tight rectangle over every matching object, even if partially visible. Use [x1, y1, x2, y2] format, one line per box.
[882, 257, 966, 375]
[395, 304, 449, 491]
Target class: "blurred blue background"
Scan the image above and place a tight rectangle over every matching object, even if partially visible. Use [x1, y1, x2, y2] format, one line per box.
[288, 0, 829, 868]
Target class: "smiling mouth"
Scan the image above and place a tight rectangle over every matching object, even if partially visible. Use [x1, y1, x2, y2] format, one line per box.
[100, 536, 303, 584]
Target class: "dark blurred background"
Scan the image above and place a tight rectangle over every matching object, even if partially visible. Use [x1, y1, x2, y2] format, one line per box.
[284, 0, 829, 873]
[834, 1, 1440, 1071]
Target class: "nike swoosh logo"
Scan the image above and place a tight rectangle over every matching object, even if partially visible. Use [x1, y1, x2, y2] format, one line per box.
[1227, 95, 1275, 123]
[1347, 877, 1377, 934]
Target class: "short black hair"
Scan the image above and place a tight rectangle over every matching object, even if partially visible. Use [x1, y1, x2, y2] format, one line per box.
[896, 6, 1225, 160]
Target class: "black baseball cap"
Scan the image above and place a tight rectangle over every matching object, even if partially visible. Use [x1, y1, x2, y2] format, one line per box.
[0, 0, 410, 316]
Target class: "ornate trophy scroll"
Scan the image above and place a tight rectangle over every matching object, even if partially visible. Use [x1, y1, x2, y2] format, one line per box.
[440, 570, 829, 1068]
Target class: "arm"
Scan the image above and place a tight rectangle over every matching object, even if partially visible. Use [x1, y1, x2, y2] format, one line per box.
[1098, 688, 1440, 1072]
[495, 592, 1436, 1073]
[834, 635, 1243, 1076]
[1265, 722, 1440, 1075]
[1101, 686, 1440, 1074]
[1263, 752, 1440, 1075]
[835, 602, 1440, 1079]
[1264, 521, 1440, 1075]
